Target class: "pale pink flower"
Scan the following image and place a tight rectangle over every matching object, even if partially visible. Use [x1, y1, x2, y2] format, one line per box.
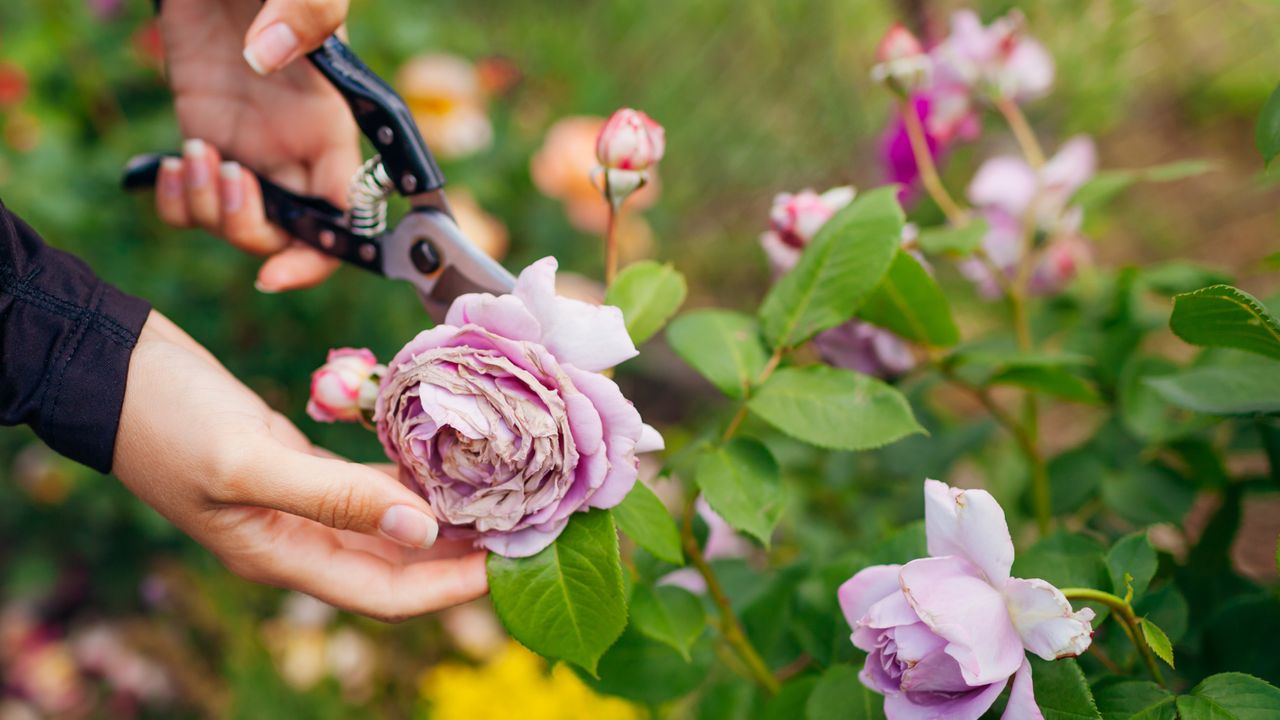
[376, 258, 663, 557]
[839, 479, 1094, 720]
[961, 136, 1097, 297]
[306, 348, 381, 424]
[596, 108, 666, 172]
[933, 10, 1055, 104]
[871, 24, 932, 96]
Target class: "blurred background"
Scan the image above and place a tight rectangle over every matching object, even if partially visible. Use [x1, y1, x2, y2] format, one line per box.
[1, 0, 1278, 716]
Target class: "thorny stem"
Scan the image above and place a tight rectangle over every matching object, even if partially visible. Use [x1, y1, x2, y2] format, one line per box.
[681, 494, 780, 694]
[1061, 588, 1167, 687]
[899, 98, 968, 225]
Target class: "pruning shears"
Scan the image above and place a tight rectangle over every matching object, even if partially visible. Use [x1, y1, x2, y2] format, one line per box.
[122, 35, 516, 321]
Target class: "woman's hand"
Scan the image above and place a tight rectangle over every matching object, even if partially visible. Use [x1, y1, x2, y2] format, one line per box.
[153, 0, 360, 291]
[113, 311, 488, 622]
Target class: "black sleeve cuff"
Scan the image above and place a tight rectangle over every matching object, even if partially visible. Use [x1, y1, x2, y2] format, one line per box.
[1, 201, 151, 474]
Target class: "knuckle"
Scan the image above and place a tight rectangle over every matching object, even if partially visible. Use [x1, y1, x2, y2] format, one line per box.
[317, 483, 370, 531]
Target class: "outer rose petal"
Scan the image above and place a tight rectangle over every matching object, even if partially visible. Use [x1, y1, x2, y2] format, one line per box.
[637, 424, 665, 453]
[1004, 38, 1055, 101]
[563, 366, 643, 510]
[476, 518, 569, 558]
[1002, 658, 1044, 720]
[899, 556, 1024, 686]
[968, 156, 1037, 217]
[838, 565, 902, 628]
[1004, 577, 1095, 660]
[883, 675, 1008, 720]
[1040, 135, 1097, 206]
[513, 257, 637, 372]
[444, 292, 542, 342]
[923, 479, 1015, 586]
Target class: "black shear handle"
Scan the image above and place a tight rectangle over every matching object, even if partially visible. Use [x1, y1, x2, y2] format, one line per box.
[122, 153, 382, 274]
[308, 36, 445, 198]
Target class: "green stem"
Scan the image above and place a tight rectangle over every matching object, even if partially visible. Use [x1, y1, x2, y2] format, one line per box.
[899, 98, 969, 225]
[1060, 588, 1167, 687]
[681, 494, 780, 694]
[721, 348, 784, 443]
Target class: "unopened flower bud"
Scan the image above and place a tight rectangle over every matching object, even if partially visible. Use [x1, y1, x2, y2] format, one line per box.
[870, 24, 931, 96]
[596, 108, 665, 172]
[307, 348, 382, 423]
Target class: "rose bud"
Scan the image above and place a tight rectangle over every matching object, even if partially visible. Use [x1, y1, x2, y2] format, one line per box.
[759, 187, 855, 274]
[596, 108, 665, 172]
[307, 348, 381, 424]
[840, 479, 1094, 719]
[376, 257, 663, 557]
[870, 23, 931, 96]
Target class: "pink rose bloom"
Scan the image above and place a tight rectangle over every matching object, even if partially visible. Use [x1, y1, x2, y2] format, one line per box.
[307, 348, 380, 423]
[960, 136, 1097, 298]
[933, 10, 1055, 104]
[596, 108, 666, 172]
[840, 480, 1094, 720]
[376, 257, 663, 557]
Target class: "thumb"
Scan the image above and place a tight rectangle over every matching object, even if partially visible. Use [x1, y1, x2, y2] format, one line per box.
[229, 442, 440, 549]
[243, 0, 350, 75]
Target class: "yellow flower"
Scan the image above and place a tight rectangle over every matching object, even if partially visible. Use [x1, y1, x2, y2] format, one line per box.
[420, 642, 641, 720]
[396, 54, 493, 160]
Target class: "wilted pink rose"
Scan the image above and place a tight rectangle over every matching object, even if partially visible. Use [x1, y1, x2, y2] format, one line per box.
[961, 136, 1096, 297]
[307, 348, 380, 424]
[933, 10, 1055, 104]
[760, 186, 856, 273]
[840, 479, 1094, 720]
[871, 24, 931, 96]
[596, 108, 665, 172]
[375, 257, 663, 557]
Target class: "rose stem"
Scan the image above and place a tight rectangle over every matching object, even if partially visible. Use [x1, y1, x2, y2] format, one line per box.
[899, 97, 968, 226]
[603, 172, 622, 287]
[1060, 588, 1168, 687]
[721, 348, 783, 443]
[995, 96, 1047, 169]
[681, 493, 780, 695]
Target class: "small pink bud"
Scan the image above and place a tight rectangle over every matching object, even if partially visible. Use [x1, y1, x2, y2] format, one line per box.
[876, 23, 924, 63]
[307, 348, 380, 423]
[595, 108, 665, 172]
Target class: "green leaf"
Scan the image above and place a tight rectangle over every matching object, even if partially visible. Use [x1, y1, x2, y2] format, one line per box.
[1092, 680, 1175, 720]
[858, 249, 959, 347]
[581, 626, 714, 705]
[1145, 361, 1280, 415]
[1257, 83, 1280, 167]
[1106, 532, 1157, 600]
[486, 509, 626, 675]
[604, 260, 687, 345]
[1138, 261, 1233, 296]
[916, 220, 987, 256]
[613, 482, 682, 566]
[1177, 673, 1280, 719]
[1170, 285, 1280, 361]
[805, 664, 885, 720]
[988, 364, 1101, 404]
[629, 584, 705, 661]
[748, 365, 924, 451]
[667, 310, 770, 399]
[762, 677, 819, 720]
[1012, 532, 1109, 591]
[759, 187, 903, 349]
[694, 438, 783, 547]
[1030, 657, 1102, 720]
[1139, 618, 1175, 669]
[1071, 161, 1215, 209]
[1100, 463, 1196, 527]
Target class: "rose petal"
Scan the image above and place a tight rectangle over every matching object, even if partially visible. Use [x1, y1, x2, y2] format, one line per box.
[1040, 135, 1096, 206]
[1004, 577, 1095, 660]
[564, 366, 645, 510]
[838, 565, 902, 628]
[444, 292, 542, 342]
[883, 675, 1007, 720]
[923, 479, 1015, 586]
[1001, 658, 1044, 720]
[899, 556, 1024, 686]
[476, 519, 568, 558]
[513, 257, 637, 371]
[968, 156, 1037, 217]
[637, 424, 665, 453]
[899, 646, 971, 694]
[865, 590, 920, 630]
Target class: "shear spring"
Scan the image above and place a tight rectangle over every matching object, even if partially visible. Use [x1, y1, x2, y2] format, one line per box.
[347, 156, 396, 237]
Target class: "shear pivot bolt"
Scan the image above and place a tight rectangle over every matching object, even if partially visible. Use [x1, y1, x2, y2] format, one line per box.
[401, 173, 418, 192]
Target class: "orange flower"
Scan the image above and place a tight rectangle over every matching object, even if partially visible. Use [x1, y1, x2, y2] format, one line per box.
[396, 54, 493, 159]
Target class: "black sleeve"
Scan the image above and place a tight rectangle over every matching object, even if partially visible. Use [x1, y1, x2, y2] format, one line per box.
[0, 197, 151, 474]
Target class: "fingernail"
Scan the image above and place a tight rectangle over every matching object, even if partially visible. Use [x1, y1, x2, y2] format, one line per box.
[220, 162, 244, 212]
[379, 505, 439, 548]
[254, 278, 279, 294]
[183, 139, 209, 188]
[244, 23, 299, 75]
[159, 158, 183, 197]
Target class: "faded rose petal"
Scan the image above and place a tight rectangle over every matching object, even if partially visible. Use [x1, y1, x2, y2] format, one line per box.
[638, 424, 665, 453]
[477, 518, 568, 558]
[923, 479, 1015, 586]
[513, 257, 637, 371]
[899, 646, 971, 694]
[899, 556, 1024, 686]
[1002, 658, 1045, 720]
[838, 565, 903, 628]
[883, 675, 1008, 720]
[563, 366, 644, 510]
[1003, 577, 1095, 660]
[444, 293, 542, 342]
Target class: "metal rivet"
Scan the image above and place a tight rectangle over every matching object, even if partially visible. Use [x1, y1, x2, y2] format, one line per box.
[401, 173, 418, 192]
[319, 230, 336, 249]
[358, 244, 377, 263]
[410, 239, 441, 274]
[377, 126, 394, 145]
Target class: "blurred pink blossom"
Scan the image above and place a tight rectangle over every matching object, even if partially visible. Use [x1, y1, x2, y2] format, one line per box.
[870, 24, 931, 96]
[932, 10, 1055, 104]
